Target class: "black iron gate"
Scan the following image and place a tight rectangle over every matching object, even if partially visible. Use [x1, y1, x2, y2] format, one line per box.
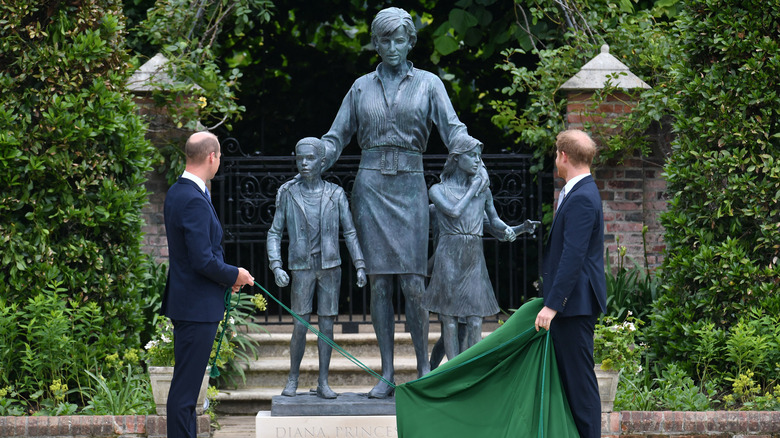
[212, 138, 549, 329]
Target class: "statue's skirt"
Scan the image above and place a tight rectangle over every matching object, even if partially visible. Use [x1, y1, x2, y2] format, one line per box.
[351, 156, 428, 276]
[395, 298, 580, 438]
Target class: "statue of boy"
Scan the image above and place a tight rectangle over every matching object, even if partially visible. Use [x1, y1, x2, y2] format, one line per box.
[267, 137, 367, 399]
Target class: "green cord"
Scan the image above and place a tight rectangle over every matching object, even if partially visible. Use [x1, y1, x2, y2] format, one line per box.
[209, 287, 241, 378]
[538, 330, 550, 438]
[209, 281, 394, 388]
[253, 280, 395, 388]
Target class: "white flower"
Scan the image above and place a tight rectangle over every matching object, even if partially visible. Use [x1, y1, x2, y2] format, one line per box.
[228, 317, 235, 326]
[145, 340, 158, 350]
[161, 334, 172, 343]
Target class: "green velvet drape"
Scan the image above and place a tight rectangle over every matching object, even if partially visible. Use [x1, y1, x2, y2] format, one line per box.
[395, 298, 580, 437]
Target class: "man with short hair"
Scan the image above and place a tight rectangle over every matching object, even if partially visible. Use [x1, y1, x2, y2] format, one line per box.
[535, 129, 607, 438]
[162, 131, 254, 438]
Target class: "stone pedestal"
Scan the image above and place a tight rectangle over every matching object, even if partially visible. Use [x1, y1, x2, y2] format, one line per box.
[256, 411, 397, 438]
[270, 392, 395, 417]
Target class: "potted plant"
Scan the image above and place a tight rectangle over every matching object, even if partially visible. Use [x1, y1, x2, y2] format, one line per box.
[144, 292, 268, 415]
[593, 311, 644, 412]
[145, 318, 211, 415]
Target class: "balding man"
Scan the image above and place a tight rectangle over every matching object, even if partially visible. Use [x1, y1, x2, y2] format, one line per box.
[161, 131, 254, 438]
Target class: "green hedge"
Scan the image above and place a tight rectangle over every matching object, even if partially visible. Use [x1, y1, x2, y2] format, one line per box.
[647, 0, 780, 388]
[0, 0, 156, 408]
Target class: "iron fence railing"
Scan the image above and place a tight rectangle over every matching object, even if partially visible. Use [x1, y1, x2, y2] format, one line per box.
[212, 138, 549, 330]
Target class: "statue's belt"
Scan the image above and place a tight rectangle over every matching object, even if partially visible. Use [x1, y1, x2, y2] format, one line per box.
[359, 147, 423, 175]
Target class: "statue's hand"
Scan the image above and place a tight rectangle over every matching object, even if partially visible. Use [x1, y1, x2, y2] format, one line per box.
[356, 268, 367, 288]
[273, 268, 290, 287]
[503, 227, 517, 242]
[526, 219, 540, 233]
[477, 164, 490, 193]
[469, 174, 484, 194]
[279, 174, 301, 192]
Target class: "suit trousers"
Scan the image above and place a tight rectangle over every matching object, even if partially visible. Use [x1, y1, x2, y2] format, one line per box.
[551, 314, 601, 438]
[167, 320, 219, 438]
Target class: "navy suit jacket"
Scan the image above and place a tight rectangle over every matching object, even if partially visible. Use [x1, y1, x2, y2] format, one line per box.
[162, 178, 238, 322]
[542, 175, 607, 317]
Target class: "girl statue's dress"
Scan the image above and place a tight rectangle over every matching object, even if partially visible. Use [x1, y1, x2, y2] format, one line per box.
[423, 184, 499, 319]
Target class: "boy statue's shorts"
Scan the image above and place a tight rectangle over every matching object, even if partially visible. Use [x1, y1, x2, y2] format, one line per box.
[290, 253, 341, 316]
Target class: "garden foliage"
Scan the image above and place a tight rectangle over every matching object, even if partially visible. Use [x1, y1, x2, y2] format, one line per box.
[647, 0, 780, 390]
[491, 0, 681, 167]
[0, 0, 156, 411]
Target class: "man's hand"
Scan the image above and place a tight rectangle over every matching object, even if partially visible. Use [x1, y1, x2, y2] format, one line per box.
[535, 306, 558, 332]
[273, 267, 290, 287]
[234, 267, 254, 291]
[356, 268, 367, 288]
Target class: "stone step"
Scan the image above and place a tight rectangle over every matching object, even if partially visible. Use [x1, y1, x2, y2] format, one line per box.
[216, 325, 498, 415]
[235, 356, 421, 388]
[244, 331, 441, 359]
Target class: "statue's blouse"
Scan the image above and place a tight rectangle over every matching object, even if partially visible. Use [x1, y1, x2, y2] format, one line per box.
[322, 62, 468, 165]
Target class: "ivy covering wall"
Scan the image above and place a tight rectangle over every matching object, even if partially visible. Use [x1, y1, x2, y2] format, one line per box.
[647, 0, 780, 388]
[0, 0, 157, 407]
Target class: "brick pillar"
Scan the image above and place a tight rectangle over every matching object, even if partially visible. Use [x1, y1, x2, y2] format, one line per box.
[127, 54, 197, 264]
[133, 95, 189, 264]
[561, 93, 667, 270]
[559, 45, 666, 270]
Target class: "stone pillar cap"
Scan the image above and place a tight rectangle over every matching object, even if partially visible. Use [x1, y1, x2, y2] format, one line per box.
[126, 53, 203, 92]
[560, 44, 650, 91]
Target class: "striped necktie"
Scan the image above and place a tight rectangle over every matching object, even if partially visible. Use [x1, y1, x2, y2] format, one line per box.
[557, 186, 566, 210]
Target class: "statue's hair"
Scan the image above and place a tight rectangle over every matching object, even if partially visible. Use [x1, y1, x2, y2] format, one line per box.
[295, 137, 325, 159]
[184, 131, 219, 163]
[371, 7, 417, 47]
[441, 137, 483, 183]
[556, 129, 597, 166]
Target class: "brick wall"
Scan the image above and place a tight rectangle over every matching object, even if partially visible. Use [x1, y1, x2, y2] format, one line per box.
[603, 411, 780, 437]
[141, 169, 169, 264]
[0, 415, 209, 438]
[563, 91, 669, 270]
[133, 94, 190, 265]
[3, 412, 778, 437]
[596, 156, 667, 270]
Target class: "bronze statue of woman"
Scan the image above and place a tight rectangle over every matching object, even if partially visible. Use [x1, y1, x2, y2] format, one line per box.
[320, 7, 478, 398]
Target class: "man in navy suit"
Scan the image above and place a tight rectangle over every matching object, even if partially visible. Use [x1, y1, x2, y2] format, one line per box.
[535, 129, 607, 438]
[162, 131, 254, 438]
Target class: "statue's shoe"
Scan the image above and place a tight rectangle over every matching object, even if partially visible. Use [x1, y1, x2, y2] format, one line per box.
[316, 384, 338, 399]
[281, 378, 298, 397]
[367, 380, 395, 399]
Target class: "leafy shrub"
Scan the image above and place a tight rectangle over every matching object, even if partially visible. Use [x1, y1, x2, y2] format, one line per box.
[490, 5, 681, 166]
[82, 363, 153, 415]
[604, 232, 662, 322]
[616, 363, 716, 412]
[594, 313, 645, 374]
[723, 370, 780, 411]
[647, 0, 780, 386]
[0, 0, 157, 411]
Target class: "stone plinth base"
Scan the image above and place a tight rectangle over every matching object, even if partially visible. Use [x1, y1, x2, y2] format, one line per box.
[270, 392, 396, 416]
[256, 411, 397, 438]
